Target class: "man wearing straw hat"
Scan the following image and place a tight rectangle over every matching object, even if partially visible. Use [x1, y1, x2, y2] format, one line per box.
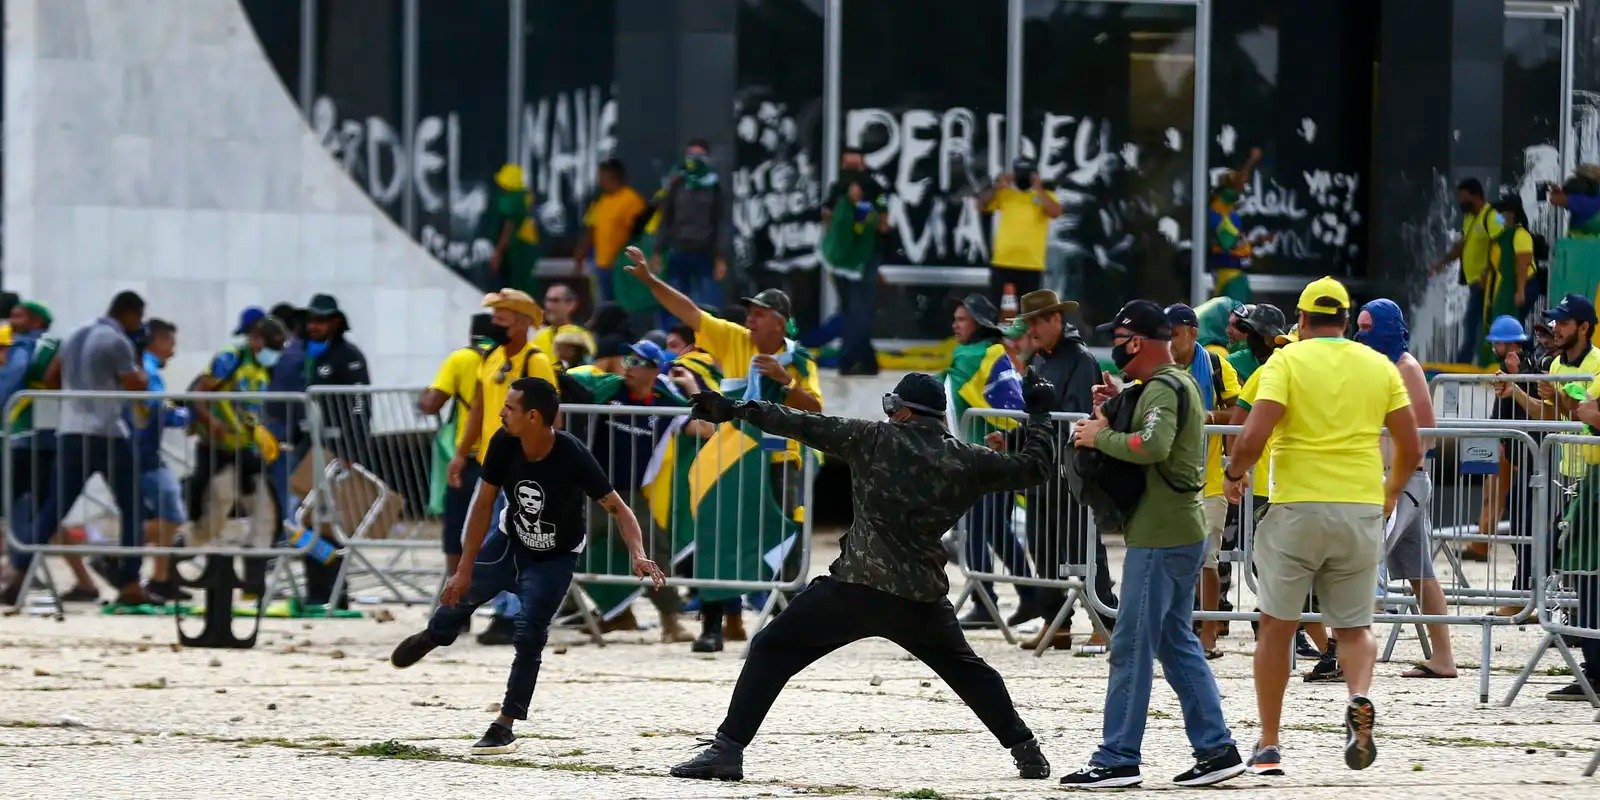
[448, 289, 559, 644]
[996, 289, 1115, 648]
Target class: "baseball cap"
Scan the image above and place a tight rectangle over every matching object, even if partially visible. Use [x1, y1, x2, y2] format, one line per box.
[887, 372, 947, 416]
[18, 300, 52, 326]
[1485, 315, 1529, 343]
[234, 306, 265, 335]
[1095, 300, 1173, 341]
[1003, 318, 1027, 339]
[1545, 293, 1598, 326]
[740, 289, 793, 319]
[626, 339, 670, 369]
[1164, 303, 1199, 329]
[1297, 276, 1351, 315]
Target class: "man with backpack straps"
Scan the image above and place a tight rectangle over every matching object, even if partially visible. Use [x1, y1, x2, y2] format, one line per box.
[1057, 300, 1243, 790]
[419, 314, 499, 593]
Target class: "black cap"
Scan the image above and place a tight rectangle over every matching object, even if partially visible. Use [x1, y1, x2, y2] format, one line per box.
[891, 372, 947, 415]
[1546, 293, 1598, 326]
[1096, 300, 1173, 341]
[958, 294, 1004, 333]
[1164, 303, 1199, 329]
[596, 333, 632, 358]
[740, 289, 792, 319]
[1235, 302, 1289, 341]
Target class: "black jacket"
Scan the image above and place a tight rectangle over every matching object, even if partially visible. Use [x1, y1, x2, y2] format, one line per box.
[1028, 325, 1099, 415]
[305, 336, 373, 466]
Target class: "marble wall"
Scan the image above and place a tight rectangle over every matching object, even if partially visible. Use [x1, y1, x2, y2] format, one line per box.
[2, 0, 486, 385]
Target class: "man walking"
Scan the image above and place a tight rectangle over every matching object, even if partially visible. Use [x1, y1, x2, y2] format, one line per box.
[1429, 179, 1503, 364]
[1057, 301, 1242, 789]
[1225, 277, 1423, 773]
[656, 138, 728, 311]
[819, 147, 890, 375]
[1004, 290, 1115, 646]
[1354, 299, 1457, 680]
[390, 378, 665, 754]
[668, 371, 1059, 782]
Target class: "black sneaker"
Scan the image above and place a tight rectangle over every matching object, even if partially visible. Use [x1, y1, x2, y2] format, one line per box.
[470, 722, 517, 755]
[1295, 629, 1322, 659]
[1544, 680, 1597, 701]
[60, 585, 103, 603]
[143, 580, 190, 603]
[1247, 742, 1284, 776]
[476, 616, 515, 646]
[959, 603, 1001, 630]
[1343, 694, 1377, 770]
[670, 734, 744, 781]
[1011, 738, 1050, 779]
[390, 631, 437, 669]
[1173, 745, 1245, 787]
[1058, 763, 1141, 788]
[691, 632, 724, 653]
[1304, 657, 1343, 683]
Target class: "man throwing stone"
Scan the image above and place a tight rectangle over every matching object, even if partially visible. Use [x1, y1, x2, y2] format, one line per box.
[670, 372, 1060, 782]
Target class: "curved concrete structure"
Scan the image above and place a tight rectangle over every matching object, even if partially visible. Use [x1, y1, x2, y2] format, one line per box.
[3, 0, 484, 384]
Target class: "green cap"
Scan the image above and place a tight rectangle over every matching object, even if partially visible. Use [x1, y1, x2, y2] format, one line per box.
[1003, 318, 1026, 339]
[18, 301, 51, 326]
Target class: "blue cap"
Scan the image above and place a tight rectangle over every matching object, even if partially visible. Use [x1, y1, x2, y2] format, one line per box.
[1164, 303, 1199, 328]
[1546, 293, 1598, 326]
[627, 340, 671, 370]
[1485, 315, 1528, 343]
[234, 306, 265, 335]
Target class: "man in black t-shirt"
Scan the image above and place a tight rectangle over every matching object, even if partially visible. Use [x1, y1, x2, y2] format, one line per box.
[390, 378, 666, 755]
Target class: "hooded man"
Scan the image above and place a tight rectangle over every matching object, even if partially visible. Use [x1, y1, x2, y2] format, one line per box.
[944, 294, 1034, 628]
[1354, 300, 1456, 680]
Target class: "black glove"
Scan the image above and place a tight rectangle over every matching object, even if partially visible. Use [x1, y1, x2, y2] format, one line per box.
[690, 391, 738, 424]
[1022, 369, 1056, 417]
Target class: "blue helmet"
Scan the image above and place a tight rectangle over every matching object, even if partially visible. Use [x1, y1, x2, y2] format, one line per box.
[1485, 315, 1528, 343]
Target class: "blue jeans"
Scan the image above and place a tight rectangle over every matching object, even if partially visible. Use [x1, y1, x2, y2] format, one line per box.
[965, 491, 1035, 602]
[18, 434, 142, 585]
[593, 262, 616, 303]
[486, 493, 519, 618]
[667, 251, 720, 313]
[1456, 282, 1486, 364]
[1093, 541, 1234, 768]
[426, 532, 576, 719]
[834, 270, 879, 372]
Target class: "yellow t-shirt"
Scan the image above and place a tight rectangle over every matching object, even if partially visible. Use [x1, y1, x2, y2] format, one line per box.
[584, 187, 648, 267]
[985, 186, 1053, 272]
[1235, 368, 1277, 498]
[475, 343, 558, 451]
[1548, 345, 1600, 475]
[697, 314, 824, 464]
[1199, 352, 1242, 497]
[1460, 204, 1505, 285]
[1487, 226, 1537, 279]
[0, 322, 12, 348]
[429, 347, 485, 455]
[1252, 338, 1410, 505]
[531, 324, 597, 361]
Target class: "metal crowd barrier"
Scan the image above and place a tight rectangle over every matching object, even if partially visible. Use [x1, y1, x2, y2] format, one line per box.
[561, 403, 816, 646]
[2, 389, 325, 636]
[1431, 371, 1594, 421]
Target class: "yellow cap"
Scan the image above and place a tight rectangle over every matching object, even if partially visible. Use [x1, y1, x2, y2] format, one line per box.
[495, 164, 527, 192]
[1297, 276, 1351, 315]
[1273, 324, 1300, 347]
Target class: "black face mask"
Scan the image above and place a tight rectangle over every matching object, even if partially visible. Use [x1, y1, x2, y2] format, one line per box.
[486, 323, 511, 347]
[1111, 340, 1136, 372]
[1014, 168, 1034, 186]
[1459, 200, 1476, 214]
[839, 168, 864, 182]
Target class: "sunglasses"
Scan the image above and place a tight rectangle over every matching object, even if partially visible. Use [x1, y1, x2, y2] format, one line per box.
[623, 354, 656, 370]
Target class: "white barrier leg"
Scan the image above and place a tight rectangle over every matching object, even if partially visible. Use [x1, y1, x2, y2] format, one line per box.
[1478, 621, 1493, 704]
[1381, 621, 1403, 662]
[565, 584, 606, 648]
[1586, 709, 1600, 776]
[1503, 631, 1556, 706]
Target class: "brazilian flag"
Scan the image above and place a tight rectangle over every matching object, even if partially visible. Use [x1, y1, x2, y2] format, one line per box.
[684, 419, 800, 603]
[1550, 238, 1600, 348]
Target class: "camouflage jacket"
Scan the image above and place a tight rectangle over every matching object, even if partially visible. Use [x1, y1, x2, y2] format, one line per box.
[742, 403, 1057, 602]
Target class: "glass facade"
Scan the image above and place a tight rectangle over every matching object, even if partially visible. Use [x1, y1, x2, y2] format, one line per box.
[1502, 12, 1566, 242]
[311, 0, 406, 224]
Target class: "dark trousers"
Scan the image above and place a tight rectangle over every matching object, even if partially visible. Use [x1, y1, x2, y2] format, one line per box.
[668, 250, 721, 315]
[717, 577, 1034, 748]
[6, 438, 55, 569]
[1511, 475, 1543, 593]
[1455, 282, 1486, 364]
[1025, 488, 1117, 627]
[988, 266, 1043, 306]
[965, 491, 1036, 602]
[18, 434, 141, 584]
[441, 458, 480, 556]
[833, 271, 879, 373]
[426, 534, 576, 719]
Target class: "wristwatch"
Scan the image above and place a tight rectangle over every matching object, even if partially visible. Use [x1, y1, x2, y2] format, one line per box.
[1223, 469, 1245, 483]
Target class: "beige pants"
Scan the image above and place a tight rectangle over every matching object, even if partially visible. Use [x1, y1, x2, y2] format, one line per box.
[1252, 502, 1384, 628]
[1202, 494, 1229, 569]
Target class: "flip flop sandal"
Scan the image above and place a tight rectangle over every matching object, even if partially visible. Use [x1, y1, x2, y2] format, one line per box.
[1400, 663, 1456, 679]
[1205, 648, 1224, 660]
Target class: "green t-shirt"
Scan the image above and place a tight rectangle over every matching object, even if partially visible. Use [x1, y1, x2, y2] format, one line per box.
[613, 232, 664, 314]
[486, 188, 540, 292]
[1226, 348, 1262, 384]
[1090, 365, 1206, 548]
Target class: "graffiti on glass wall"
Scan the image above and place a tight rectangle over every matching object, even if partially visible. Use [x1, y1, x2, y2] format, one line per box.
[731, 97, 824, 273]
[1211, 118, 1363, 270]
[309, 87, 617, 272]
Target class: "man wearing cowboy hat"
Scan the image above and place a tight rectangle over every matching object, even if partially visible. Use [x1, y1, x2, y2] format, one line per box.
[996, 290, 1116, 648]
[449, 288, 560, 645]
[945, 294, 1036, 628]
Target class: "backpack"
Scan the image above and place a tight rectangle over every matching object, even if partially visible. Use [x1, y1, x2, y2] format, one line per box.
[1064, 372, 1200, 535]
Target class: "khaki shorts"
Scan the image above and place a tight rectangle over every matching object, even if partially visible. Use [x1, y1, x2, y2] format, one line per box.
[1253, 502, 1384, 629]
[1202, 495, 1230, 569]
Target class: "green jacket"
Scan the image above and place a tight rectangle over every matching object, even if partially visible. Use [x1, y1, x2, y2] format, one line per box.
[1091, 364, 1206, 549]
